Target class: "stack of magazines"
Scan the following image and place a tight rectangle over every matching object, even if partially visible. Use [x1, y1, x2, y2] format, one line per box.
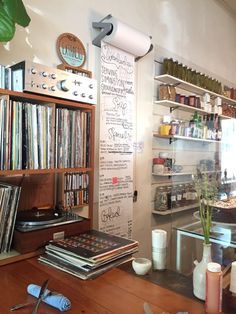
[39, 229, 139, 280]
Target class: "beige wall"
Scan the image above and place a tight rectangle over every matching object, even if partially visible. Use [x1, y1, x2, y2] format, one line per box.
[1, 0, 236, 258]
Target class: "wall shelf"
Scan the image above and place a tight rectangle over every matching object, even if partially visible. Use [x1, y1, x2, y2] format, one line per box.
[152, 172, 192, 177]
[152, 170, 221, 177]
[152, 203, 198, 216]
[154, 100, 232, 119]
[154, 74, 236, 107]
[153, 133, 220, 143]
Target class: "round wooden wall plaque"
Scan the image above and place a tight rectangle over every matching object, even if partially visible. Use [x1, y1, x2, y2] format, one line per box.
[56, 33, 86, 68]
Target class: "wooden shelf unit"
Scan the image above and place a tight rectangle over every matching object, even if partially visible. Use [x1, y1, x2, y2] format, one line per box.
[0, 89, 95, 263]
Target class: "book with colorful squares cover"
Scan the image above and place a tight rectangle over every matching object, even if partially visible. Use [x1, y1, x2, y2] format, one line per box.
[46, 229, 139, 264]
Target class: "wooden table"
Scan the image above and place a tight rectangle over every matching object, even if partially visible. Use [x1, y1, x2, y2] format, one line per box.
[0, 258, 204, 314]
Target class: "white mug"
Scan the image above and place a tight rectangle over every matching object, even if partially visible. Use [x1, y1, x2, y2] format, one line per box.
[153, 164, 164, 175]
[159, 152, 169, 159]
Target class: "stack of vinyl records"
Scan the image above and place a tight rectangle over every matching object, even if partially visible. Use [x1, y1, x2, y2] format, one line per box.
[0, 182, 21, 252]
[39, 229, 139, 280]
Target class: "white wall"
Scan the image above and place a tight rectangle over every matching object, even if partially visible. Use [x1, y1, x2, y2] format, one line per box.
[1, 0, 236, 257]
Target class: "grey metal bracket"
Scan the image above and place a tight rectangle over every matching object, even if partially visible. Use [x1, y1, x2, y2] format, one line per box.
[92, 14, 113, 48]
[170, 106, 179, 113]
[169, 137, 177, 144]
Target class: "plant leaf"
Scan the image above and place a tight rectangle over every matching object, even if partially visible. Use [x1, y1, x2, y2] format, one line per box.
[4, 0, 30, 27]
[0, 7, 15, 42]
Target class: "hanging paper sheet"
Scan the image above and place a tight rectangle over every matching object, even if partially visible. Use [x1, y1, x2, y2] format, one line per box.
[98, 41, 134, 238]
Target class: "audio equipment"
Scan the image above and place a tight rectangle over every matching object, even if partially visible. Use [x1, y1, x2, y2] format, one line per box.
[10, 61, 97, 105]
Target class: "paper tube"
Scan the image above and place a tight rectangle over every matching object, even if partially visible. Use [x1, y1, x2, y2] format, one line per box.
[152, 229, 167, 270]
[103, 17, 152, 57]
[152, 250, 166, 270]
[230, 261, 236, 294]
[152, 229, 167, 249]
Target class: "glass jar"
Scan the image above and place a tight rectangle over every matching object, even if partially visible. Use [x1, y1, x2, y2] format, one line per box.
[176, 184, 184, 207]
[170, 120, 179, 135]
[167, 186, 172, 210]
[159, 84, 176, 101]
[154, 186, 168, 211]
[182, 184, 187, 206]
[185, 183, 191, 206]
[170, 186, 177, 208]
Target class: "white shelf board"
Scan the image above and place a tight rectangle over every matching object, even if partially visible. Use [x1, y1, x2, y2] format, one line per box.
[152, 170, 220, 177]
[153, 133, 220, 143]
[154, 100, 232, 119]
[152, 172, 192, 177]
[152, 203, 198, 216]
[154, 74, 236, 106]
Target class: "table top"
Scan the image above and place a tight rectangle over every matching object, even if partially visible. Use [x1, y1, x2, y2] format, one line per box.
[0, 257, 205, 314]
[175, 217, 236, 246]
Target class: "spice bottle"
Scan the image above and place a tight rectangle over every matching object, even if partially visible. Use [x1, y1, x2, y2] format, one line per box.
[205, 262, 222, 313]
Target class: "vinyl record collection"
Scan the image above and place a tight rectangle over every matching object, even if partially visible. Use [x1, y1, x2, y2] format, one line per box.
[39, 229, 139, 280]
[0, 97, 54, 170]
[55, 108, 90, 168]
[0, 97, 91, 170]
[0, 182, 21, 252]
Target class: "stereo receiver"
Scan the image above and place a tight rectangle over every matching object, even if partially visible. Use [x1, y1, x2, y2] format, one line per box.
[10, 60, 97, 105]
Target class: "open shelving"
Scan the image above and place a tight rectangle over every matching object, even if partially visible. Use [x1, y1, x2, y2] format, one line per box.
[152, 72, 230, 216]
[154, 74, 236, 107]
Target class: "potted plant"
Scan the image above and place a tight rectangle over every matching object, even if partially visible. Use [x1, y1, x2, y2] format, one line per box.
[0, 0, 30, 42]
[192, 171, 218, 300]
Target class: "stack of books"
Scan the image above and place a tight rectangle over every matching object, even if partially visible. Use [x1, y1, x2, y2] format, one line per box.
[39, 229, 139, 280]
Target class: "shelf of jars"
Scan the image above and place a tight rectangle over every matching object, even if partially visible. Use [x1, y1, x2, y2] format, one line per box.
[153, 181, 200, 216]
[154, 100, 232, 119]
[152, 203, 198, 216]
[153, 133, 221, 143]
[154, 74, 236, 106]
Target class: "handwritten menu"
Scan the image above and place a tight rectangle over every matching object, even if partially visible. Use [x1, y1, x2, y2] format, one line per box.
[98, 42, 134, 238]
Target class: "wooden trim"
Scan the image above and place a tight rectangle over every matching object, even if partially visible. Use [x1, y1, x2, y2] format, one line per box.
[0, 249, 43, 266]
[0, 88, 94, 110]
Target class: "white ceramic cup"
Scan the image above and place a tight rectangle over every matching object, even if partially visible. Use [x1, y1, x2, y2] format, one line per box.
[132, 258, 152, 275]
[159, 152, 169, 159]
[153, 164, 164, 175]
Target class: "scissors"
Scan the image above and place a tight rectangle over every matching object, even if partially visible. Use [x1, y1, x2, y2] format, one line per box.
[10, 279, 49, 312]
[31, 279, 49, 314]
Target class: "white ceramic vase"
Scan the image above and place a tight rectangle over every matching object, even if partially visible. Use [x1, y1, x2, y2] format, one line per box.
[193, 243, 212, 300]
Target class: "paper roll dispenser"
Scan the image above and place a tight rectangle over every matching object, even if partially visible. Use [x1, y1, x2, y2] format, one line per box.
[92, 14, 153, 60]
